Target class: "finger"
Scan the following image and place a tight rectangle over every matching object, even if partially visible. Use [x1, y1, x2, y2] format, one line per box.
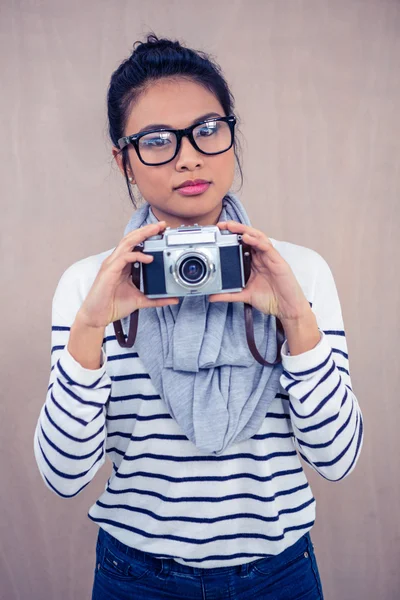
[108, 250, 154, 271]
[208, 291, 247, 304]
[241, 231, 273, 250]
[241, 233, 283, 265]
[111, 221, 168, 260]
[217, 220, 265, 241]
[145, 296, 179, 308]
[127, 220, 168, 244]
[104, 251, 153, 280]
[139, 296, 180, 309]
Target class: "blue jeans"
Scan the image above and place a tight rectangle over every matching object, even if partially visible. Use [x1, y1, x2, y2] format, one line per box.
[91, 527, 324, 599]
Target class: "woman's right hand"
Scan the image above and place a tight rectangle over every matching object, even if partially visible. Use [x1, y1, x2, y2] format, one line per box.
[76, 221, 179, 329]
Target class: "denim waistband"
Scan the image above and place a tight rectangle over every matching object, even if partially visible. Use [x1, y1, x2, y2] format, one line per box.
[97, 527, 311, 577]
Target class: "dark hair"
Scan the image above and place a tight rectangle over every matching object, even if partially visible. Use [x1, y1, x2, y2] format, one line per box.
[107, 32, 244, 207]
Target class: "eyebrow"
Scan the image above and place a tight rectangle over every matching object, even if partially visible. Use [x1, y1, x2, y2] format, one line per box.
[137, 112, 223, 134]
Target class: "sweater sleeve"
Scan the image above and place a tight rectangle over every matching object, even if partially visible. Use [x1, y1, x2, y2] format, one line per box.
[279, 253, 364, 482]
[33, 264, 112, 498]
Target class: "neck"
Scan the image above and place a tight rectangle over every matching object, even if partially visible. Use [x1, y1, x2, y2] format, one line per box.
[151, 205, 223, 229]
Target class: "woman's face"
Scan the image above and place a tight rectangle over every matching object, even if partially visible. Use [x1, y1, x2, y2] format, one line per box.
[113, 78, 235, 228]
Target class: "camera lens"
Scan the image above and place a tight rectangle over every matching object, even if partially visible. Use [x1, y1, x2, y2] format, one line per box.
[179, 256, 207, 285]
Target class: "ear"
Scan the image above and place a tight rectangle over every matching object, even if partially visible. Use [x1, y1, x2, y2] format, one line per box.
[112, 146, 135, 183]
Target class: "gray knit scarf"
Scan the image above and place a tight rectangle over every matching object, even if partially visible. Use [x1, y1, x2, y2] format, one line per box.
[123, 193, 283, 455]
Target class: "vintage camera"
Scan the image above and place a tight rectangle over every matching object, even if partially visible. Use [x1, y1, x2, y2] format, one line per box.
[137, 224, 248, 298]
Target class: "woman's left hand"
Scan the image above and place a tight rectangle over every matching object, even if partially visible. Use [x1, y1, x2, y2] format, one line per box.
[208, 221, 312, 322]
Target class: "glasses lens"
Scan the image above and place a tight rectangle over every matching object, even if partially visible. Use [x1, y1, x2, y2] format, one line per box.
[137, 119, 233, 165]
[193, 119, 232, 154]
[138, 131, 177, 165]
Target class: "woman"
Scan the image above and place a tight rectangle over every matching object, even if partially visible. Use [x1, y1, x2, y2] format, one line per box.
[34, 33, 363, 600]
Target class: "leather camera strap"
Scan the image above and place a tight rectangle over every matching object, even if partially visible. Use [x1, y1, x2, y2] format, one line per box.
[113, 241, 284, 365]
[241, 241, 284, 366]
[113, 245, 142, 348]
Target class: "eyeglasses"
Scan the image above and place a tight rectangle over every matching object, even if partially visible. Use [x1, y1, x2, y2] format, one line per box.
[118, 115, 236, 166]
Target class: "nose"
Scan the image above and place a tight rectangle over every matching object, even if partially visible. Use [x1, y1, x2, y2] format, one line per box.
[175, 135, 204, 171]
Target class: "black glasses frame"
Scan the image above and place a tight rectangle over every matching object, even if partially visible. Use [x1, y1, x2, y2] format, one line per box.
[118, 115, 236, 166]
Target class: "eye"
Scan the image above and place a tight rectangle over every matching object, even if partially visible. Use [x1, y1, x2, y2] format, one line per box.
[195, 121, 219, 137]
[141, 135, 172, 148]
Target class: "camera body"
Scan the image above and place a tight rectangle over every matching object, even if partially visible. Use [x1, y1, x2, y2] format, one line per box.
[139, 224, 246, 298]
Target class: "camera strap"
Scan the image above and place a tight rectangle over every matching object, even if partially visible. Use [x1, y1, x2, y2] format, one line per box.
[113, 243, 285, 365]
[113, 245, 142, 348]
[241, 241, 285, 366]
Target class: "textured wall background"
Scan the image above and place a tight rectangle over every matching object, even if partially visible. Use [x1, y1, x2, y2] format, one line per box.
[1, 1, 399, 598]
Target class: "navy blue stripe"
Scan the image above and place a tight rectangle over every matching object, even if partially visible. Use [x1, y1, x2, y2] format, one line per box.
[108, 432, 187, 442]
[285, 380, 298, 392]
[51, 345, 65, 353]
[43, 474, 89, 498]
[52, 326, 70, 331]
[94, 497, 315, 525]
[114, 466, 304, 484]
[57, 360, 105, 390]
[106, 412, 172, 422]
[56, 376, 105, 408]
[297, 413, 362, 481]
[337, 415, 364, 481]
[126, 511, 311, 562]
[44, 405, 104, 442]
[110, 374, 151, 382]
[58, 359, 106, 389]
[290, 375, 342, 419]
[82, 537, 275, 564]
[312, 413, 360, 468]
[173, 551, 274, 563]
[298, 451, 329, 482]
[50, 390, 89, 426]
[282, 350, 332, 379]
[105, 430, 293, 443]
[337, 366, 350, 376]
[332, 348, 348, 359]
[85, 541, 318, 564]
[88, 516, 316, 545]
[107, 352, 139, 361]
[324, 330, 345, 336]
[275, 393, 290, 400]
[95, 407, 104, 420]
[105, 481, 310, 504]
[296, 401, 354, 449]
[112, 450, 297, 463]
[48, 383, 54, 392]
[297, 360, 336, 404]
[109, 393, 161, 402]
[40, 425, 104, 460]
[282, 371, 296, 381]
[103, 335, 118, 343]
[294, 387, 348, 433]
[251, 432, 293, 441]
[266, 412, 290, 420]
[38, 438, 103, 480]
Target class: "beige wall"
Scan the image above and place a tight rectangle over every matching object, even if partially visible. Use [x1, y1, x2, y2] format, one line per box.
[1, 1, 399, 598]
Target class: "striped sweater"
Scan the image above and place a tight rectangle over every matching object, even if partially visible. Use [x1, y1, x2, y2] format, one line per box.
[33, 236, 363, 568]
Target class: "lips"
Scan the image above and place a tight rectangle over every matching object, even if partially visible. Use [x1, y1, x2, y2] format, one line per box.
[175, 181, 211, 196]
[175, 179, 210, 189]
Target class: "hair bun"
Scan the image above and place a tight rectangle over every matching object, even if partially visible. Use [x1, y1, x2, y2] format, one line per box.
[132, 33, 181, 56]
